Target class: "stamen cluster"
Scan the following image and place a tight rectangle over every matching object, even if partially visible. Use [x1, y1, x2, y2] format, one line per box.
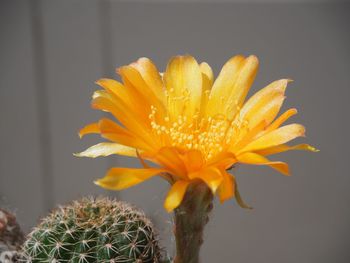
[149, 106, 249, 160]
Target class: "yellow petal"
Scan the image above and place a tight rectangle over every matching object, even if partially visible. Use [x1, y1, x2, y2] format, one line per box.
[264, 108, 297, 134]
[199, 62, 214, 116]
[207, 152, 236, 169]
[74, 142, 136, 158]
[95, 168, 163, 190]
[206, 55, 259, 119]
[136, 150, 150, 168]
[237, 152, 290, 176]
[164, 180, 190, 212]
[256, 143, 319, 156]
[183, 149, 204, 172]
[230, 121, 266, 152]
[200, 62, 214, 86]
[153, 147, 187, 179]
[96, 78, 132, 105]
[118, 65, 166, 118]
[92, 95, 158, 148]
[96, 78, 151, 123]
[206, 55, 244, 117]
[164, 55, 202, 120]
[239, 79, 288, 117]
[233, 176, 252, 209]
[91, 92, 143, 129]
[98, 117, 130, 135]
[189, 166, 223, 193]
[130, 57, 166, 105]
[98, 118, 153, 152]
[78, 122, 99, 138]
[240, 123, 305, 153]
[217, 172, 235, 203]
[237, 79, 289, 130]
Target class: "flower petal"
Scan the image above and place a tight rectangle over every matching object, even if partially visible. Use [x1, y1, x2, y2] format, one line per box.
[91, 92, 146, 130]
[207, 152, 236, 169]
[237, 152, 290, 176]
[118, 65, 166, 118]
[200, 62, 214, 116]
[98, 118, 153, 152]
[96, 78, 152, 123]
[240, 123, 305, 153]
[96, 78, 132, 105]
[92, 95, 159, 148]
[230, 121, 266, 152]
[206, 55, 259, 119]
[78, 122, 99, 138]
[233, 176, 252, 209]
[98, 117, 130, 135]
[189, 166, 223, 194]
[130, 57, 166, 105]
[256, 143, 319, 156]
[217, 172, 235, 203]
[200, 62, 214, 87]
[164, 55, 202, 120]
[264, 108, 298, 134]
[95, 168, 163, 190]
[164, 180, 190, 212]
[152, 147, 187, 179]
[74, 142, 136, 158]
[183, 150, 204, 172]
[237, 79, 289, 130]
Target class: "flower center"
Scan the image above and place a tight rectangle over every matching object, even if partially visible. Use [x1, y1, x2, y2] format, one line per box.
[148, 106, 249, 160]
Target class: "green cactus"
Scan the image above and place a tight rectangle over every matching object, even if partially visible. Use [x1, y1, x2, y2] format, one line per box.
[22, 197, 164, 263]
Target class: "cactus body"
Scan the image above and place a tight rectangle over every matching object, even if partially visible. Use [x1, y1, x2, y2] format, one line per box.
[22, 197, 162, 263]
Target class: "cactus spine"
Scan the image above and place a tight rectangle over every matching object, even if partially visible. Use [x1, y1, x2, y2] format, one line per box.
[22, 197, 163, 263]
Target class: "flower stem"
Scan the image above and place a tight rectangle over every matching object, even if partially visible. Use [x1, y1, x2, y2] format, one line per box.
[173, 182, 213, 263]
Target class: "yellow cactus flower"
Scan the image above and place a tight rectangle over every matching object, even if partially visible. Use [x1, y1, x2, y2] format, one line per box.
[76, 55, 317, 212]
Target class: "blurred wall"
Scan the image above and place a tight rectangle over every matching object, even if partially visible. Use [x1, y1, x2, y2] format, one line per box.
[0, 1, 349, 262]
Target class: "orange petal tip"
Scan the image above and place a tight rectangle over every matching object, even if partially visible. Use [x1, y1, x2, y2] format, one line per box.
[95, 79, 105, 86]
[90, 102, 99, 109]
[164, 206, 174, 213]
[115, 67, 123, 75]
[78, 130, 85, 139]
[247, 54, 259, 61]
[308, 145, 320, 152]
[94, 180, 102, 186]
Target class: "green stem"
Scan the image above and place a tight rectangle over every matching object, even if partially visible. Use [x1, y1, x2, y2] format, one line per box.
[173, 182, 213, 263]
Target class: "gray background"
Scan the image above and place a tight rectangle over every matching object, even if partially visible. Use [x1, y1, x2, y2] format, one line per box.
[0, 0, 349, 262]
